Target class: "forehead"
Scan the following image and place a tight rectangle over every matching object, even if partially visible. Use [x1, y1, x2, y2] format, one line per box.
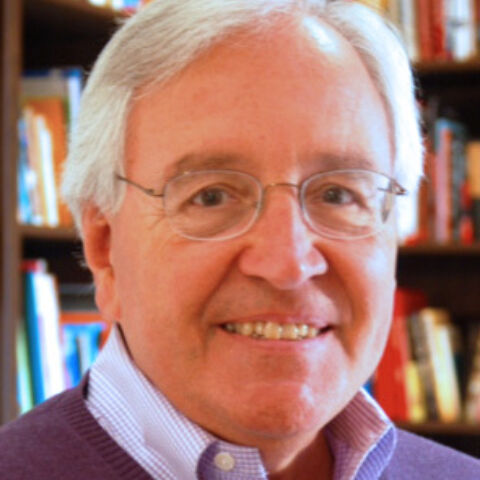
[125, 16, 392, 179]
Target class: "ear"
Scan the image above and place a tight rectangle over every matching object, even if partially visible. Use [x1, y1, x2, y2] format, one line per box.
[82, 205, 121, 322]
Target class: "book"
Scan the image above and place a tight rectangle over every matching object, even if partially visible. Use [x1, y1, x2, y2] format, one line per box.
[417, 0, 434, 61]
[23, 102, 64, 227]
[353, 0, 390, 13]
[466, 141, 480, 241]
[432, 117, 468, 244]
[445, 0, 477, 61]
[22, 68, 83, 131]
[15, 320, 34, 414]
[430, 0, 447, 60]
[17, 117, 38, 225]
[18, 68, 83, 228]
[371, 0, 480, 62]
[415, 308, 462, 423]
[22, 259, 67, 405]
[59, 282, 109, 387]
[409, 311, 439, 420]
[87, 0, 144, 11]
[22, 259, 48, 405]
[397, 0, 419, 62]
[374, 288, 427, 422]
[61, 310, 110, 349]
[465, 326, 480, 422]
[34, 271, 67, 401]
[62, 322, 107, 387]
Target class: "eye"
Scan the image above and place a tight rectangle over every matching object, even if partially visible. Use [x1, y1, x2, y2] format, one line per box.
[191, 187, 235, 207]
[318, 185, 357, 205]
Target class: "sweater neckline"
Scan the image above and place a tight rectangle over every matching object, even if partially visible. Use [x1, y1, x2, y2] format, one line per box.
[58, 375, 153, 480]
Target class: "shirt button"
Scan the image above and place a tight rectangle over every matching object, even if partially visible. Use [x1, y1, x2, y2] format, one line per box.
[214, 452, 235, 472]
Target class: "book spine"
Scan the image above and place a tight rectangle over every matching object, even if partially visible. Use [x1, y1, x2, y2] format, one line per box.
[417, 0, 434, 61]
[431, 0, 447, 60]
[408, 312, 439, 420]
[374, 288, 427, 421]
[467, 141, 480, 241]
[433, 120, 453, 243]
[23, 269, 46, 405]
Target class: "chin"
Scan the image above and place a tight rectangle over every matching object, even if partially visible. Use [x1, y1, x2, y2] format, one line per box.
[224, 382, 331, 442]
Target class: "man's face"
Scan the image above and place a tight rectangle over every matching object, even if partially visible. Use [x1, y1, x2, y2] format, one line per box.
[96, 19, 396, 447]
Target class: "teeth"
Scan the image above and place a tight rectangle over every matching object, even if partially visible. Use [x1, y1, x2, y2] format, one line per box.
[264, 322, 283, 340]
[282, 324, 298, 340]
[254, 322, 264, 336]
[235, 322, 254, 336]
[223, 321, 323, 341]
[298, 324, 309, 337]
[308, 326, 319, 338]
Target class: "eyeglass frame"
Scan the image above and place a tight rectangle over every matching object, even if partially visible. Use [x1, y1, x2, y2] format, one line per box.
[115, 168, 407, 241]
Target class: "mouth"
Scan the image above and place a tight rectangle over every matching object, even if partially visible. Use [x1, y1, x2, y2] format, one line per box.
[221, 321, 333, 341]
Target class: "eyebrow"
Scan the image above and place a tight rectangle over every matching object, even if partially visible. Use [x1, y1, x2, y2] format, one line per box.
[162, 150, 380, 180]
[311, 152, 378, 172]
[163, 152, 254, 179]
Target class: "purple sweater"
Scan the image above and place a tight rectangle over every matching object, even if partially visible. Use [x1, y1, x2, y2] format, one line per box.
[1, 380, 479, 479]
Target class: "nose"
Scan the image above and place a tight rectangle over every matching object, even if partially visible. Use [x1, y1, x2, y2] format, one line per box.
[237, 188, 328, 290]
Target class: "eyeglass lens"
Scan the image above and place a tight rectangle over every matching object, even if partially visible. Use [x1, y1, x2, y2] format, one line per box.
[162, 169, 395, 240]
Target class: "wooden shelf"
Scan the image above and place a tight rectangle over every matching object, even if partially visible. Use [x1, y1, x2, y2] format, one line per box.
[399, 243, 480, 256]
[24, 0, 123, 36]
[23, 0, 126, 68]
[414, 58, 480, 75]
[19, 224, 79, 242]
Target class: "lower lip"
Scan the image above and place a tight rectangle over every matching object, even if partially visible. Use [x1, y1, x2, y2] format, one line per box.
[216, 325, 334, 351]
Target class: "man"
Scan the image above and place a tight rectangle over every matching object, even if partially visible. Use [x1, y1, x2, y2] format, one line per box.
[1, 0, 479, 478]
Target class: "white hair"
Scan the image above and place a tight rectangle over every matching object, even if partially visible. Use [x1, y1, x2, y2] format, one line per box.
[62, 0, 423, 234]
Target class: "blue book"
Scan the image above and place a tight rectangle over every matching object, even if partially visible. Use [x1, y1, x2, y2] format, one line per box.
[62, 322, 105, 387]
[23, 264, 47, 405]
[17, 117, 34, 224]
[62, 326, 82, 387]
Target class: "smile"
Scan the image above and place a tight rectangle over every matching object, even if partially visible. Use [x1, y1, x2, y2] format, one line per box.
[222, 321, 332, 341]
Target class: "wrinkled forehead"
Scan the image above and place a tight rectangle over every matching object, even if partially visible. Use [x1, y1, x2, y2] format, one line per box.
[134, 13, 373, 100]
[125, 15, 391, 178]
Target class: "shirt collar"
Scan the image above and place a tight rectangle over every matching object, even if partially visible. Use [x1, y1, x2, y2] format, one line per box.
[87, 326, 267, 479]
[87, 325, 395, 480]
[324, 390, 396, 480]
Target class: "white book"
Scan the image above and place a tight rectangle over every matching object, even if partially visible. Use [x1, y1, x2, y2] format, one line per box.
[446, 0, 476, 60]
[36, 115, 59, 227]
[34, 272, 66, 399]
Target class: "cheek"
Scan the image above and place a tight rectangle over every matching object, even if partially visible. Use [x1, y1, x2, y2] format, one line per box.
[338, 236, 396, 361]
[112, 222, 234, 340]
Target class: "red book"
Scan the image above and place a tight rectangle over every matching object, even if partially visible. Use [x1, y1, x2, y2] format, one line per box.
[417, 0, 433, 61]
[433, 124, 453, 243]
[431, 0, 448, 60]
[374, 288, 427, 421]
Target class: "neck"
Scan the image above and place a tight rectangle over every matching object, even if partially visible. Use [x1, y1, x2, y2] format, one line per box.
[262, 430, 333, 480]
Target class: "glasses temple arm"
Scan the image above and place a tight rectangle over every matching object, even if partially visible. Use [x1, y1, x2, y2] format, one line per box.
[115, 174, 164, 197]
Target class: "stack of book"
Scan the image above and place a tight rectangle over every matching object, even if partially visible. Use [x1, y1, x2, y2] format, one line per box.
[403, 115, 480, 246]
[16, 259, 109, 414]
[87, 0, 150, 12]
[17, 68, 83, 228]
[374, 287, 480, 424]
[355, 0, 479, 63]
[465, 327, 480, 423]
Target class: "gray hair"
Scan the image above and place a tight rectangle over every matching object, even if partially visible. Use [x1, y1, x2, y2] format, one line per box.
[62, 0, 423, 235]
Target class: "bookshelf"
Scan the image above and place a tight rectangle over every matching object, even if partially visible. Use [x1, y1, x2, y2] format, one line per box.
[0, 0, 118, 424]
[0, 0, 480, 457]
